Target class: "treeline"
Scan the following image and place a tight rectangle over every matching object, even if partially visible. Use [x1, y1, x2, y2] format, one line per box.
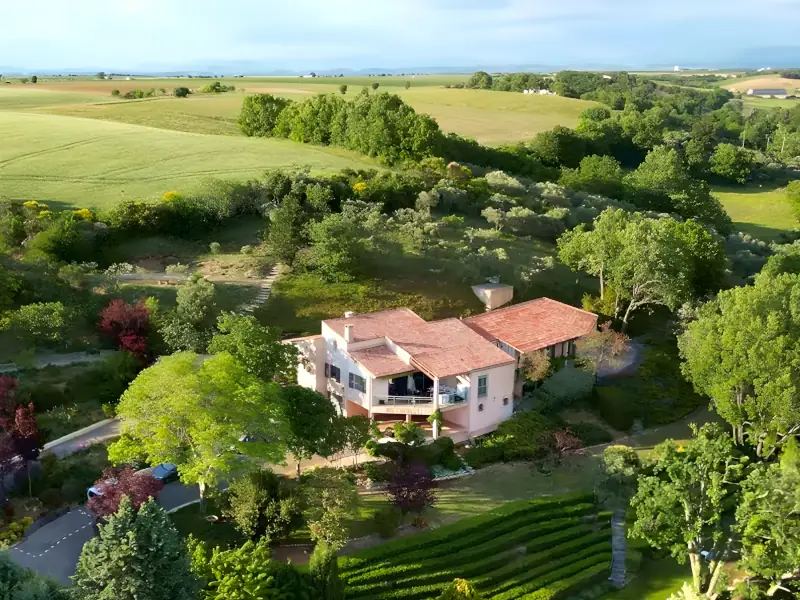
[462, 71, 549, 92]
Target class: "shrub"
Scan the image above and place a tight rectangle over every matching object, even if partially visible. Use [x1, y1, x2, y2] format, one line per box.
[568, 422, 613, 446]
[174, 87, 190, 98]
[534, 367, 595, 411]
[240, 244, 254, 255]
[209, 241, 221, 255]
[373, 506, 403, 539]
[363, 461, 391, 483]
[591, 387, 636, 431]
[463, 444, 505, 469]
[0, 517, 33, 549]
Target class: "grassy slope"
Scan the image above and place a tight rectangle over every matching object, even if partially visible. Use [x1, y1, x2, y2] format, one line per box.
[0, 111, 378, 208]
[714, 183, 797, 240]
[0, 86, 106, 109]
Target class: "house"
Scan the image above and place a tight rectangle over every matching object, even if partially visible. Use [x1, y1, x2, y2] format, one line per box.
[286, 297, 597, 442]
[747, 88, 788, 99]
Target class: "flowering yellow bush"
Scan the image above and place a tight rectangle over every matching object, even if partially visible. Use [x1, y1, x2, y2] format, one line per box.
[162, 190, 182, 202]
[73, 208, 96, 221]
[23, 200, 48, 212]
[352, 182, 367, 193]
[36, 210, 53, 221]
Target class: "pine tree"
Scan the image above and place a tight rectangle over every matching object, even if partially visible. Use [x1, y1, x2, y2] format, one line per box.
[72, 497, 198, 600]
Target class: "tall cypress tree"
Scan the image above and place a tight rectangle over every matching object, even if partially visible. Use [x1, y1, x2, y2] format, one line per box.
[72, 497, 198, 600]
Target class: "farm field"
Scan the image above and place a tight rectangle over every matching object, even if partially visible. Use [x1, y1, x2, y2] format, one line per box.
[340, 493, 612, 600]
[723, 75, 800, 93]
[0, 111, 378, 208]
[714, 183, 797, 241]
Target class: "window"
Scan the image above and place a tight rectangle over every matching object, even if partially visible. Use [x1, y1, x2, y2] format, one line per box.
[349, 372, 366, 393]
[478, 403, 484, 412]
[503, 397, 509, 406]
[477, 375, 488, 397]
[329, 364, 341, 383]
[324, 363, 330, 377]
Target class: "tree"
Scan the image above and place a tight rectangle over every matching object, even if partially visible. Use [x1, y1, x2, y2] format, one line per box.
[405, 81, 411, 90]
[98, 298, 151, 359]
[239, 93, 292, 137]
[5, 301, 68, 347]
[576, 321, 629, 372]
[0, 552, 69, 599]
[630, 424, 746, 596]
[176, 273, 216, 325]
[529, 125, 587, 168]
[191, 538, 315, 600]
[466, 71, 493, 89]
[597, 445, 641, 508]
[339, 84, 347, 95]
[301, 468, 359, 549]
[736, 439, 800, 588]
[86, 466, 164, 518]
[393, 421, 425, 445]
[371, 82, 379, 90]
[223, 469, 301, 540]
[281, 385, 340, 476]
[309, 541, 344, 600]
[519, 349, 551, 383]
[174, 86, 190, 97]
[438, 578, 483, 600]
[679, 273, 800, 453]
[788, 181, 800, 224]
[268, 194, 306, 264]
[559, 154, 625, 198]
[341, 415, 372, 465]
[305, 212, 365, 282]
[709, 143, 755, 184]
[208, 312, 297, 383]
[0, 379, 41, 500]
[158, 313, 210, 353]
[109, 352, 287, 503]
[30, 75, 37, 84]
[73, 498, 198, 600]
[387, 461, 437, 515]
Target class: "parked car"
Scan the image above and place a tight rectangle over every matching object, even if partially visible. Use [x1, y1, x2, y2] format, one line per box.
[86, 463, 178, 499]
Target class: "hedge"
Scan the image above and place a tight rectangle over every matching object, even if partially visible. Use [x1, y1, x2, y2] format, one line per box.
[487, 543, 612, 597]
[490, 552, 613, 600]
[346, 520, 601, 594]
[476, 530, 611, 590]
[516, 562, 612, 600]
[340, 493, 594, 571]
[353, 549, 612, 600]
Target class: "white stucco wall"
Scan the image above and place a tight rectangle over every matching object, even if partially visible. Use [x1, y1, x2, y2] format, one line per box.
[320, 328, 372, 410]
[468, 362, 515, 437]
[291, 337, 326, 394]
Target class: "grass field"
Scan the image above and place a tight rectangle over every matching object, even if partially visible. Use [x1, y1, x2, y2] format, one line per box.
[724, 75, 800, 94]
[0, 110, 378, 208]
[714, 183, 797, 240]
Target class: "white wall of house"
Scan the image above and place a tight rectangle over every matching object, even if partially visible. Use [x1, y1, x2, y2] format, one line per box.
[468, 362, 515, 437]
[292, 337, 326, 394]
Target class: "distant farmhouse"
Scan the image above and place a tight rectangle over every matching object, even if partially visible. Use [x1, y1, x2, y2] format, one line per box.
[746, 88, 788, 99]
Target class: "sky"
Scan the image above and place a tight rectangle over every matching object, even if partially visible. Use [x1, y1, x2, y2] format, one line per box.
[2, 0, 800, 72]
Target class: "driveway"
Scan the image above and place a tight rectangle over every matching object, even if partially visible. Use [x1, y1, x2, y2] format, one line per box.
[8, 481, 199, 586]
[9, 508, 95, 585]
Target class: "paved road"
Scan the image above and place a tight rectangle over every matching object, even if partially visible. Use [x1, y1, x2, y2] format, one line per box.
[0, 350, 114, 374]
[44, 420, 122, 458]
[8, 480, 200, 586]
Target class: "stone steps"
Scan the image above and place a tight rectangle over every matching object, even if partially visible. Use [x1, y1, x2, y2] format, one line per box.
[237, 265, 279, 314]
[609, 509, 626, 588]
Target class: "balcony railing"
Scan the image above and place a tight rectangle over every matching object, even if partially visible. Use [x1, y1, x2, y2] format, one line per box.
[374, 395, 433, 406]
[439, 393, 468, 406]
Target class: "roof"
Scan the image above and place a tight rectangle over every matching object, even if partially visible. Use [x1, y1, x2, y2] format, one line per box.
[349, 345, 413, 378]
[323, 309, 514, 378]
[749, 88, 787, 94]
[283, 334, 323, 343]
[463, 298, 598, 354]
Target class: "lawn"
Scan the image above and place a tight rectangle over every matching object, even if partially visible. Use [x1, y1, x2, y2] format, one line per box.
[714, 182, 797, 241]
[601, 557, 688, 600]
[0, 111, 379, 208]
[170, 501, 245, 550]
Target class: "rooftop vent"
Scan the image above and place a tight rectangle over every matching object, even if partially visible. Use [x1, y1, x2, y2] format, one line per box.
[344, 311, 355, 318]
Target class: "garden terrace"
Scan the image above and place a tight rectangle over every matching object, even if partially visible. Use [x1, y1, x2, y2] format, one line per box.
[339, 492, 612, 600]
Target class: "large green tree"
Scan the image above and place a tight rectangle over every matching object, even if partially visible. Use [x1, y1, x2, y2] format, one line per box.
[72, 498, 198, 600]
[709, 143, 755, 184]
[282, 385, 342, 476]
[208, 312, 297, 384]
[109, 352, 287, 501]
[679, 273, 800, 453]
[736, 439, 800, 589]
[630, 424, 746, 596]
[300, 467, 360, 549]
[0, 552, 68, 599]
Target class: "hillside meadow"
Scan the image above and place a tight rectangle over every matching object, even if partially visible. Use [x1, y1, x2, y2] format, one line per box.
[0, 111, 378, 208]
[714, 183, 797, 241]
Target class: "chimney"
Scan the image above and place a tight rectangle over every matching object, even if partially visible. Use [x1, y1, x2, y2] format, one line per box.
[344, 324, 353, 343]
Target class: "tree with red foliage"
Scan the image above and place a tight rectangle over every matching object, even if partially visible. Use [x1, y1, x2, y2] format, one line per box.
[86, 466, 164, 518]
[387, 461, 437, 515]
[97, 298, 151, 359]
[0, 377, 42, 500]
